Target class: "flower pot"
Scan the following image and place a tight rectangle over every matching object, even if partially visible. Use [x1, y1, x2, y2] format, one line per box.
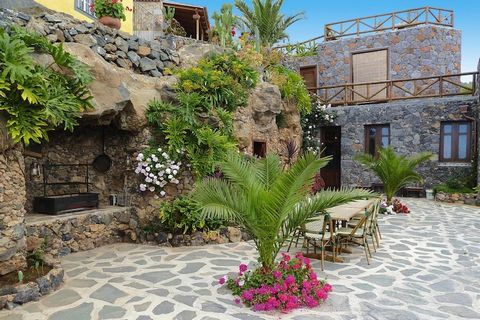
[99, 16, 121, 30]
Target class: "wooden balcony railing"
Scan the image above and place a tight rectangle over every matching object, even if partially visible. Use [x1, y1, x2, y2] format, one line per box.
[275, 7, 454, 55]
[308, 72, 478, 106]
[324, 7, 454, 41]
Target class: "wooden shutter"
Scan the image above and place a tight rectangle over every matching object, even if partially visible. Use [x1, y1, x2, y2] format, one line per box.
[300, 66, 317, 92]
[352, 49, 388, 102]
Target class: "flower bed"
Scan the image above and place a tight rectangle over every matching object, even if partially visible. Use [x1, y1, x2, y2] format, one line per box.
[219, 253, 332, 312]
[380, 199, 410, 214]
[0, 261, 64, 310]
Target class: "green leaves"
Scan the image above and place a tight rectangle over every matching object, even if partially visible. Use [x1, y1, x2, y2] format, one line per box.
[0, 27, 93, 145]
[234, 0, 304, 48]
[146, 53, 257, 178]
[355, 146, 433, 204]
[192, 152, 375, 270]
[268, 65, 312, 113]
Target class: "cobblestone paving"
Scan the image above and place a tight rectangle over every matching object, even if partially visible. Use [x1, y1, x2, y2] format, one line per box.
[1, 199, 479, 319]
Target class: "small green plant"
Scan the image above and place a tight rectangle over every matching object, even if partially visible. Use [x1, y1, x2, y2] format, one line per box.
[90, 0, 127, 20]
[159, 196, 223, 234]
[18, 270, 24, 284]
[355, 147, 433, 205]
[27, 236, 49, 276]
[0, 27, 93, 145]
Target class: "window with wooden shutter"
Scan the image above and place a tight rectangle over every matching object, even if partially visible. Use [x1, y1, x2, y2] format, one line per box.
[440, 121, 471, 162]
[352, 49, 388, 102]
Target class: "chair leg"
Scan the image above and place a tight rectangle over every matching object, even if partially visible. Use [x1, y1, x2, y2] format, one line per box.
[365, 238, 372, 258]
[295, 231, 302, 248]
[376, 223, 382, 239]
[320, 246, 325, 271]
[363, 239, 370, 265]
[370, 233, 376, 252]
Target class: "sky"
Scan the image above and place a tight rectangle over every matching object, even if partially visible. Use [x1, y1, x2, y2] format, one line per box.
[184, 0, 480, 73]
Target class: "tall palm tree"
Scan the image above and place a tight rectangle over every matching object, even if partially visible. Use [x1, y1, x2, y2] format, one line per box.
[355, 146, 433, 205]
[192, 152, 374, 271]
[234, 0, 304, 48]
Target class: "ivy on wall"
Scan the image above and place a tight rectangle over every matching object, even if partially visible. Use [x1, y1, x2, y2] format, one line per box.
[0, 26, 93, 145]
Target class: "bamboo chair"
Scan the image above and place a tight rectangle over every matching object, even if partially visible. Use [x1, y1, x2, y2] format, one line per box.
[337, 209, 373, 265]
[304, 213, 336, 271]
[349, 201, 380, 252]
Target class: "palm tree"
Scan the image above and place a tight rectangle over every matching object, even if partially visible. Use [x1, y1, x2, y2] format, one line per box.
[355, 146, 433, 205]
[234, 0, 304, 48]
[192, 152, 374, 271]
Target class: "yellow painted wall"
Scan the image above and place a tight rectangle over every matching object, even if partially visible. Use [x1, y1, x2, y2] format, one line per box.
[34, 0, 134, 34]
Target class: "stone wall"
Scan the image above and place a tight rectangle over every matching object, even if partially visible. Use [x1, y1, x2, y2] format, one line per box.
[327, 96, 478, 187]
[0, 144, 27, 276]
[0, 8, 179, 77]
[25, 207, 138, 257]
[285, 25, 461, 87]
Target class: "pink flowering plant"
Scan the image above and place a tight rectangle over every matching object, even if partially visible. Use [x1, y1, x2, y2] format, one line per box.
[219, 253, 332, 312]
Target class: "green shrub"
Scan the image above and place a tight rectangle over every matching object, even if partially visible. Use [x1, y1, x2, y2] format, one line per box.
[433, 183, 475, 194]
[159, 196, 223, 234]
[146, 53, 258, 178]
[268, 65, 311, 114]
[0, 26, 93, 145]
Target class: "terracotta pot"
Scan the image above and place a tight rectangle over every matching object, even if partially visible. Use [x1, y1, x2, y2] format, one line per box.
[99, 16, 121, 30]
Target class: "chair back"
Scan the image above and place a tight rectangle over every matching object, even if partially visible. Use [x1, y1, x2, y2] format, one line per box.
[349, 209, 369, 237]
[322, 213, 334, 242]
[305, 214, 325, 233]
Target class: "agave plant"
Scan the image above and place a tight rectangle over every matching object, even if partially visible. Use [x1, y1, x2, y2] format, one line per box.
[355, 146, 433, 205]
[192, 152, 374, 271]
[234, 0, 304, 48]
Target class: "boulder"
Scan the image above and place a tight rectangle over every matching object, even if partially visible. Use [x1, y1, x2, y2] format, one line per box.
[177, 42, 228, 68]
[62, 42, 177, 131]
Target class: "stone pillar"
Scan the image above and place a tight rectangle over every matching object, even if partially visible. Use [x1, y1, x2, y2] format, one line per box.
[0, 143, 27, 275]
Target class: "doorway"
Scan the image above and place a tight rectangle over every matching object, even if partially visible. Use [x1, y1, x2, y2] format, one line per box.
[320, 126, 341, 188]
[300, 66, 317, 93]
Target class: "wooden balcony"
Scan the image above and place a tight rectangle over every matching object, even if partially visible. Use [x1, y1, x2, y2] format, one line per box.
[324, 7, 454, 41]
[308, 72, 478, 106]
[276, 7, 454, 55]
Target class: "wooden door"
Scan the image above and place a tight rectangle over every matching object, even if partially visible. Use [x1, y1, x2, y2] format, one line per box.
[320, 126, 341, 188]
[352, 49, 388, 102]
[300, 66, 317, 93]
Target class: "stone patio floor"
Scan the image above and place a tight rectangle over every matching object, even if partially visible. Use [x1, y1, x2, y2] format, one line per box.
[1, 199, 480, 320]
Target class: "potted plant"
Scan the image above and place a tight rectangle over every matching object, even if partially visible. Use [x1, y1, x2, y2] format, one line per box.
[90, 0, 127, 30]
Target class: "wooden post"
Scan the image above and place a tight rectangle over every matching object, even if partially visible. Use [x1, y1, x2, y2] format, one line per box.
[193, 11, 200, 40]
[439, 76, 443, 97]
[425, 6, 429, 25]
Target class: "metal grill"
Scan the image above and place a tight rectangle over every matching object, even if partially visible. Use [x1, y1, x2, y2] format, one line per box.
[75, 0, 96, 18]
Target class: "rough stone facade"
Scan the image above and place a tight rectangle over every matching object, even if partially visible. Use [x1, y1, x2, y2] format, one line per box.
[327, 96, 478, 188]
[0, 8, 180, 77]
[234, 82, 302, 160]
[435, 192, 477, 205]
[0, 143, 27, 276]
[25, 207, 138, 257]
[285, 25, 461, 87]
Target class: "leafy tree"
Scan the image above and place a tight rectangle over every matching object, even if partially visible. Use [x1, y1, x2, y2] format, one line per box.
[0, 26, 93, 145]
[234, 0, 304, 48]
[192, 152, 374, 271]
[355, 146, 433, 205]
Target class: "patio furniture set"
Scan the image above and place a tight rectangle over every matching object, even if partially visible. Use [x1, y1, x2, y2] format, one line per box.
[288, 199, 382, 270]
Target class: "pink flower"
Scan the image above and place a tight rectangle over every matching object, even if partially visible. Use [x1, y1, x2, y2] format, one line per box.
[315, 289, 328, 300]
[239, 264, 248, 273]
[282, 253, 291, 262]
[272, 270, 282, 280]
[323, 283, 333, 292]
[242, 290, 254, 301]
[285, 275, 295, 286]
[234, 298, 241, 304]
[218, 276, 226, 285]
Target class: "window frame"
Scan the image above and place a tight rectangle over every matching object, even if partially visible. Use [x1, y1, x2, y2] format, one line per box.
[364, 124, 390, 157]
[75, 0, 96, 19]
[439, 121, 471, 163]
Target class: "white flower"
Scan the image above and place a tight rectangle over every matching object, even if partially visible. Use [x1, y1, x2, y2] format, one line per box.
[168, 175, 173, 180]
[149, 186, 155, 192]
[139, 184, 146, 192]
[146, 167, 151, 172]
[156, 180, 161, 185]
[136, 153, 144, 161]
[149, 173, 155, 178]
[162, 152, 169, 159]
[154, 195, 159, 199]
[155, 163, 161, 169]
[134, 168, 141, 174]
[157, 147, 162, 152]
[160, 191, 166, 197]
[158, 171, 165, 176]
[165, 168, 171, 174]
[145, 177, 152, 183]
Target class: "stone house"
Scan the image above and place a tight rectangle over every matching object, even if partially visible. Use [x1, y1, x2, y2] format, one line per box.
[285, 7, 480, 190]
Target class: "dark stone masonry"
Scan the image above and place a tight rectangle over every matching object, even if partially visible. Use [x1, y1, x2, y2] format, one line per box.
[329, 96, 479, 187]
